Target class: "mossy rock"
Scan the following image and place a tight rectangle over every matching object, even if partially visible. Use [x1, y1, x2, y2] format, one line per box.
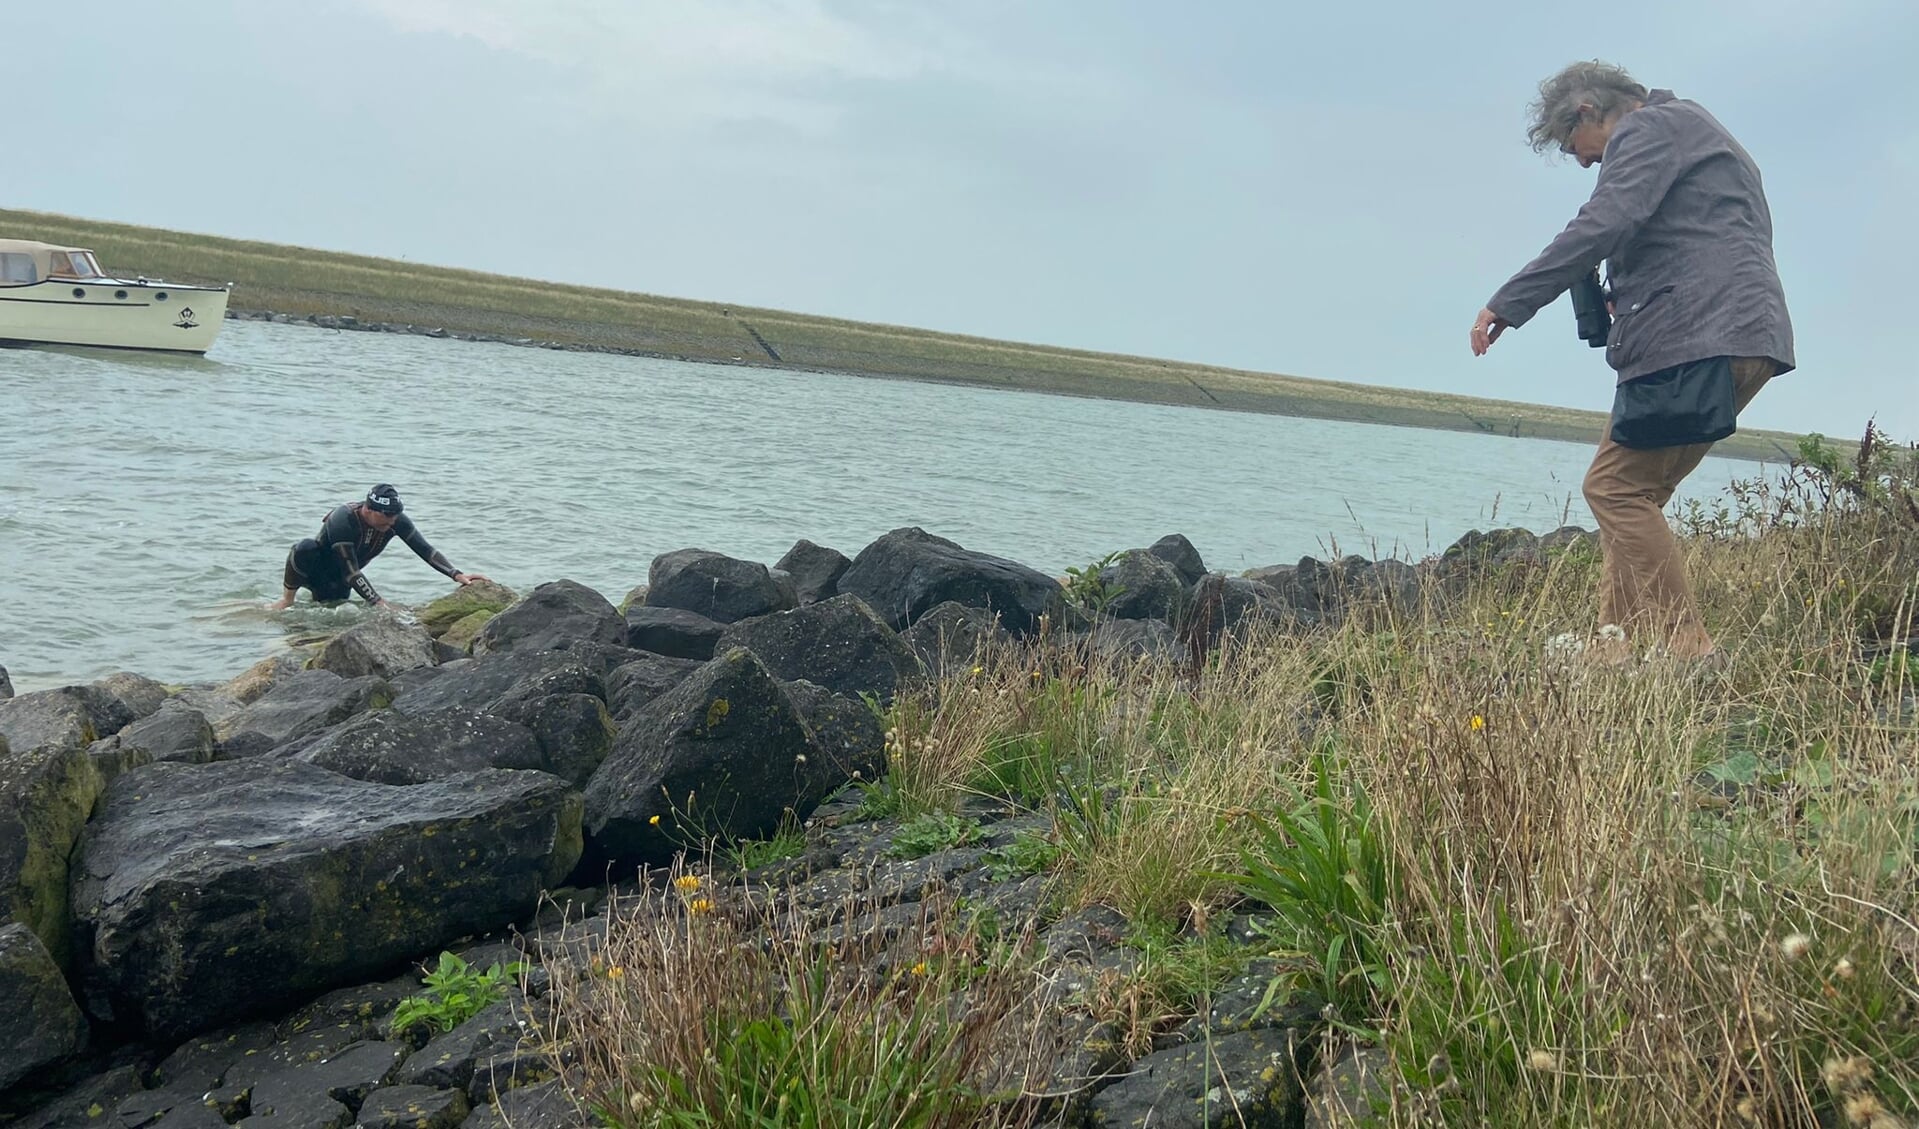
[419, 581, 518, 638]
[440, 610, 495, 653]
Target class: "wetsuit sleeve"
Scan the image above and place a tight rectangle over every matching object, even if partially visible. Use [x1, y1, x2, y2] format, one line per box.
[396, 516, 461, 579]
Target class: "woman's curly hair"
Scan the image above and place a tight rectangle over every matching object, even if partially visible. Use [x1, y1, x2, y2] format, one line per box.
[1526, 60, 1649, 153]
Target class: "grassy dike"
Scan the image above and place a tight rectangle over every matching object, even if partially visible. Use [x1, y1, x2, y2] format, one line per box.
[538, 435, 1916, 1127]
[2, 207, 1802, 462]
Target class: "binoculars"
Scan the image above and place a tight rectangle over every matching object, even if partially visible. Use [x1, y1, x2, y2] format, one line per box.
[1571, 267, 1611, 348]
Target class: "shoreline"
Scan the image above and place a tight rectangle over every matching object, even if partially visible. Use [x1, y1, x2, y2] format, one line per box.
[6, 207, 1803, 462]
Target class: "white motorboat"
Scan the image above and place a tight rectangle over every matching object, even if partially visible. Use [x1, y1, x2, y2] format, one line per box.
[0, 239, 230, 354]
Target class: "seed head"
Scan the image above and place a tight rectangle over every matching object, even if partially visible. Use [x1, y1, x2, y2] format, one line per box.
[1780, 932, 1813, 960]
[1526, 1049, 1559, 1072]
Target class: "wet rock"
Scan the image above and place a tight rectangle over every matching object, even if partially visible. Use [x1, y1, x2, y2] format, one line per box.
[0, 739, 103, 964]
[1084, 1028, 1302, 1128]
[114, 1087, 229, 1129]
[1146, 534, 1208, 588]
[0, 688, 100, 754]
[838, 527, 1063, 635]
[900, 601, 1009, 679]
[603, 654, 700, 724]
[86, 700, 216, 784]
[1099, 550, 1184, 622]
[0, 922, 88, 1090]
[214, 670, 393, 759]
[310, 618, 437, 681]
[464, 1043, 557, 1104]
[622, 606, 724, 661]
[439, 612, 494, 654]
[583, 649, 836, 866]
[473, 581, 625, 657]
[150, 1022, 281, 1091]
[356, 1085, 469, 1129]
[286, 708, 544, 785]
[71, 760, 583, 1040]
[242, 1041, 407, 1126]
[774, 539, 851, 605]
[644, 549, 795, 625]
[716, 594, 923, 703]
[417, 581, 518, 639]
[91, 673, 171, 728]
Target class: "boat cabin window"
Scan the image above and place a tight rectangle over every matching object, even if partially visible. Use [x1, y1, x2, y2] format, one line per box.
[0, 253, 38, 285]
[47, 251, 104, 279]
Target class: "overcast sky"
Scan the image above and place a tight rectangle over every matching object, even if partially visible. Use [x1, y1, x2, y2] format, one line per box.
[11, 1, 1914, 437]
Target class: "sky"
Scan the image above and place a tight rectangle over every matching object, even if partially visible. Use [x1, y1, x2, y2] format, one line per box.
[9, 1, 1915, 437]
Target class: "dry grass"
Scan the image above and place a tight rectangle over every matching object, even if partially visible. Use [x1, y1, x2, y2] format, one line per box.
[0, 206, 1803, 460]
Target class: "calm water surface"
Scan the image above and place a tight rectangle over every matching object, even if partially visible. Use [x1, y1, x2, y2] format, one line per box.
[0, 320, 1761, 690]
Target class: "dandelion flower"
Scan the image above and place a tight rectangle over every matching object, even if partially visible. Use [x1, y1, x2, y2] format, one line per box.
[607, 965, 625, 980]
[1470, 714, 1486, 731]
[1526, 1049, 1559, 1072]
[910, 961, 928, 977]
[688, 897, 713, 916]
[1780, 932, 1813, 960]
[674, 874, 702, 893]
[648, 815, 661, 826]
[970, 665, 983, 676]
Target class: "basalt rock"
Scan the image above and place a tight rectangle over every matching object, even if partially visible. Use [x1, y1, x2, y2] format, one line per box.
[70, 760, 582, 1040]
[838, 527, 1062, 635]
[473, 581, 626, 657]
[643, 549, 795, 625]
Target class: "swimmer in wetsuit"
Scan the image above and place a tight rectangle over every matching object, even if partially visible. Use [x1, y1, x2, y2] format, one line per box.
[269, 484, 489, 610]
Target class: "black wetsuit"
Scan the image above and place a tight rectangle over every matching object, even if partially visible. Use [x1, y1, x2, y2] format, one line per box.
[281, 505, 459, 604]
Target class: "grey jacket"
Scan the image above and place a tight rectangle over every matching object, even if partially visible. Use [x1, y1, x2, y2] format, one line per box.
[1488, 89, 1794, 383]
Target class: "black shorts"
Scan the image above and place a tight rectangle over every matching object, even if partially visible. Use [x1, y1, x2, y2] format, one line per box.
[284, 539, 354, 603]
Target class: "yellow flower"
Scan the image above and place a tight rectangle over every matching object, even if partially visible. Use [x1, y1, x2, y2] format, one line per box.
[607, 965, 626, 980]
[1470, 715, 1485, 731]
[910, 961, 928, 977]
[674, 874, 702, 893]
[970, 665, 983, 676]
[648, 815, 661, 826]
[688, 897, 713, 916]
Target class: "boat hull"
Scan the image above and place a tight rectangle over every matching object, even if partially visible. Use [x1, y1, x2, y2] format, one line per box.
[0, 279, 230, 353]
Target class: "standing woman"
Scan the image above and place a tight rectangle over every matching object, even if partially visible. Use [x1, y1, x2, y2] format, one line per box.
[1471, 61, 1794, 662]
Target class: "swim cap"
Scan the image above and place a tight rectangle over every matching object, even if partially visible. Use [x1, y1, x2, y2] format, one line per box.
[365, 484, 404, 515]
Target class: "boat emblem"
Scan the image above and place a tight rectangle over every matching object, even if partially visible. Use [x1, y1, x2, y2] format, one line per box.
[174, 308, 198, 329]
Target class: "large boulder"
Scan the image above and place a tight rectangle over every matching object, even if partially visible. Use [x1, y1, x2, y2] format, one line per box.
[900, 601, 1009, 679]
[1078, 618, 1183, 663]
[70, 759, 582, 1040]
[90, 673, 171, 728]
[0, 689, 98, 754]
[583, 649, 839, 865]
[774, 540, 851, 605]
[310, 617, 438, 680]
[644, 550, 794, 624]
[1145, 534, 1208, 587]
[623, 606, 724, 661]
[0, 921, 88, 1090]
[286, 708, 545, 785]
[86, 699, 216, 784]
[0, 739, 103, 966]
[214, 670, 393, 759]
[472, 580, 625, 656]
[388, 652, 602, 717]
[604, 655, 701, 724]
[1099, 549, 1185, 621]
[1179, 574, 1292, 654]
[486, 694, 616, 787]
[837, 528, 1062, 635]
[1250, 556, 1418, 627]
[417, 580, 518, 638]
[781, 680, 884, 784]
[1084, 1028, 1301, 1127]
[714, 594, 922, 703]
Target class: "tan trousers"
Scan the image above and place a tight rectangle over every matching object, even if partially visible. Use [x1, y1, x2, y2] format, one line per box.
[1581, 357, 1776, 657]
